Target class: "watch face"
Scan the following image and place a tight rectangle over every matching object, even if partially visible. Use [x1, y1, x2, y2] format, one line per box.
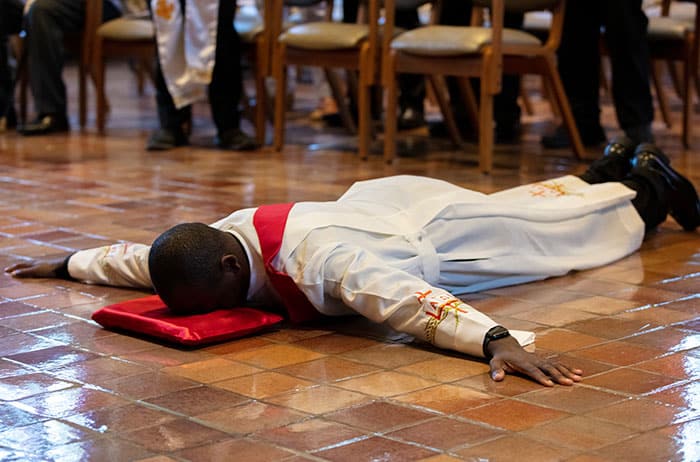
[489, 326, 510, 339]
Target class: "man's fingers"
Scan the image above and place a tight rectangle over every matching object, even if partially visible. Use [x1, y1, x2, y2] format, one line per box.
[7, 267, 34, 278]
[556, 363, 583, 382]
[541, 362, 573, 385]
[522, 363, 555, 387]
[4, 263, 29, 273]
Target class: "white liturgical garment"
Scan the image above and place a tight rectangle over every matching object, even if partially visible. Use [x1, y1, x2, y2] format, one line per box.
[151, 0, 218, 108]
[67, 175, 644, 357]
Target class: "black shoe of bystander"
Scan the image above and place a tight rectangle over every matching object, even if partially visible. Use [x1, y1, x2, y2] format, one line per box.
[579, 135, 636, 184]
[18, 114, 69, 136]
[146, 127, 189, 151]
[215, 128, 259, 151]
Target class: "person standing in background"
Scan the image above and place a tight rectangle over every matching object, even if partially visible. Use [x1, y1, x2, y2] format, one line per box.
[146, 0, 258, 151]
[18, 0, 123, 136]
[541, 0, 655, 149]
[0, 0, 23, 132]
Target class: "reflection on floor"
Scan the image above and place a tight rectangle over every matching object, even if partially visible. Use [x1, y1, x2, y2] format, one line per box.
[0, 64, 699, 461]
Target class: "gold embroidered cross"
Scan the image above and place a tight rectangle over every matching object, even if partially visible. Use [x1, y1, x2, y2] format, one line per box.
[155, 0, 175, 20]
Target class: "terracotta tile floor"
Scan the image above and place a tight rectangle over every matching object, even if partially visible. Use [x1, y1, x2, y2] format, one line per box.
[0, 63, 699, 461]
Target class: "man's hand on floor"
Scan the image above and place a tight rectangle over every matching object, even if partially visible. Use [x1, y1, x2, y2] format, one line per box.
[486, 336, 583, 386]
[5, 254, 72, 279]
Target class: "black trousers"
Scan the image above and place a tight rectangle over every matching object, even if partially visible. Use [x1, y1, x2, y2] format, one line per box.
[0, 0, 23, 118]
[25, 0, 120, 116]
[152, 0, 242, 135]
[438, 0, 523, 128]
[557, 0, 654, 132]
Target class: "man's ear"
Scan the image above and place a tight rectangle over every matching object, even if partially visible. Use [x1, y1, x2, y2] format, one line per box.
[220, 254, 241, 274]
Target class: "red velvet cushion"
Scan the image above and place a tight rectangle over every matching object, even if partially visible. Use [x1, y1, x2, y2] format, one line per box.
[92, 295, 284, 346]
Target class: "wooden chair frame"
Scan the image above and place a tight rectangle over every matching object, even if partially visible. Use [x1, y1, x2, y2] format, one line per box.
[383, 0, 584, 173]
[88, 2, 156, 134]
[648, 0, 700, 147]
[270, 0, 380, 159]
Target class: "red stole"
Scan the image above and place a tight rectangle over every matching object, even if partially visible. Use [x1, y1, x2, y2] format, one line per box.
[253, 203, 321, 323]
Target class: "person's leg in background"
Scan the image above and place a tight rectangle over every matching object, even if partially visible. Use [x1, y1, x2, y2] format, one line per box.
[0, 0, 24, 131]
[431, 2, 522, 142]
[20, 0, 120, 136]
[602, 0, 654, 144]
[209, 0, 257, 150]
[541, 0, 607, 148]
[493, 11, 524, 143]
[394, 7, 426, 130]
[341, 0, 427, 130]
[147, 0, 191, 150]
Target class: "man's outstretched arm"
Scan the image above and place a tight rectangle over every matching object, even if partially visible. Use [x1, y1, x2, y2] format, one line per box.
[5, 253, 74, 279]
[5, 243, 152, 289]
[297, 243, 583, 387]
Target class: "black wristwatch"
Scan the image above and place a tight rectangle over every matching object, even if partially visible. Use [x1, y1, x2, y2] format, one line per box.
[482, 325, 511, 358]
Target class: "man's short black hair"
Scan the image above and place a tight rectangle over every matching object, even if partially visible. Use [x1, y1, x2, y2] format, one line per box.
[148, 223, 228, 312]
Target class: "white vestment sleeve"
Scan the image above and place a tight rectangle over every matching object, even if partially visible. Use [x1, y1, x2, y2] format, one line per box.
[295, 243, 533, 357]
[67, 244, 152, 289]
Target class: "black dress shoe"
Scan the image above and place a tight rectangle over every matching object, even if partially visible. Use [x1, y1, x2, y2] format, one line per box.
[215, 128, 259, 151]
[632, 144, 700, 231]
[397, 107, 426, 131]
[146, 127, 189, 151]
[579, 135, 636, 184]
[18, 114, 69, 136]
[541, 124, 606, 149]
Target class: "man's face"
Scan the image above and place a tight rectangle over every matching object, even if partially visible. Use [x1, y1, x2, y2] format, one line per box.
[166, 272, 245, 315]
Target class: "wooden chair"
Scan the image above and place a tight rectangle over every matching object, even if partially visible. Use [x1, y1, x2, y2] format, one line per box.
[646, 0, 699, 147]
[235, 7, 272, 146]
[383, 0, 584, 173]
[270, 0, 381, 158]
[88, 2, 156, 134]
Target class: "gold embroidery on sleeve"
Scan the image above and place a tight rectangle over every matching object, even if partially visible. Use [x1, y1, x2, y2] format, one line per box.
[416, 291, 468, 344]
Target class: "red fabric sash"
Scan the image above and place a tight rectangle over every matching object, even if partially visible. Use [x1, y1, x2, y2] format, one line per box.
[253, 203, 321, 323]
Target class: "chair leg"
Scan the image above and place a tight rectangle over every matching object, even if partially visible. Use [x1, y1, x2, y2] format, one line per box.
[325, 68, 357, 134]
[682, 58, 692, 148]
[543, 55, 585, 160]
[541, 77, 561, 119]
[651, 60, 673, 129]
[477, 76, 494, 174]
[254, 39, 268, 146]
[428, 75, 464, 146]
[519, 77, 534, 116]
[383, 53, 398, 164]
[667, 59, 683, 99]
[93, 40, 107, 135]
[273, 44, 287, 152]
[358, 81, 370, 160]
[456, 77, 479, 131]
[254, 71, 267, 146]
[78, 60, 87, 128]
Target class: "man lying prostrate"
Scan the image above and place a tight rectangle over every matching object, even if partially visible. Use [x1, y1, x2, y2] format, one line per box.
[7, 140, 700, 387]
